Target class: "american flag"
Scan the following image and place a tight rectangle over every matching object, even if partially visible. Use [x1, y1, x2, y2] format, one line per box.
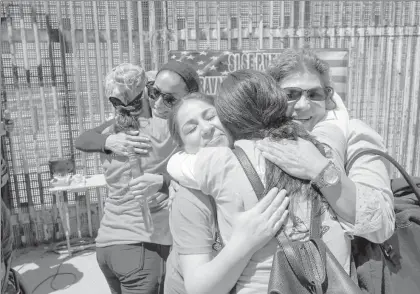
[169, 50, 231, 77]
[169, 49, 348, 100]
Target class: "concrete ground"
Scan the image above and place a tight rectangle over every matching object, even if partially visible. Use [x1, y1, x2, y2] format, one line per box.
[12, 246, 111, 294]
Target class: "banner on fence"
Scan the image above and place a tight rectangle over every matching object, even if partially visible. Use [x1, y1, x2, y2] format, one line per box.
[169, 50, 349, 101]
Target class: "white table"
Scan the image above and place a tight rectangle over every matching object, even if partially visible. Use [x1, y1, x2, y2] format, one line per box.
[49, 174, 107, 254]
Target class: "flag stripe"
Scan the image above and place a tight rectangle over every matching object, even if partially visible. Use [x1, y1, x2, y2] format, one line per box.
[332, 76, 347, 83]
[330, 67, 347, 78]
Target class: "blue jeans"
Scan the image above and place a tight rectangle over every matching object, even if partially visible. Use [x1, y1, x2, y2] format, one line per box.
[96, 242, 170, 294]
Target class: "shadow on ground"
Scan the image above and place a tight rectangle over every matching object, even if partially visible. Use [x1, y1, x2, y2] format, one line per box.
[12, 246, 92, 294]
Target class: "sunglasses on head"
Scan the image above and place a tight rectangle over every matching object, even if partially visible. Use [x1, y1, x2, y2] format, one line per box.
[283, 87, 333, 102]
[146, 81, 178, 108]
[109, 91, 144, 110]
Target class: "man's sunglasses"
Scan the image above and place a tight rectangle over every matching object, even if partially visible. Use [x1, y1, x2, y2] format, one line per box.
[109, 91, 143, 110]
[283, 87, 333, 102]
[146, 81, 178, 108]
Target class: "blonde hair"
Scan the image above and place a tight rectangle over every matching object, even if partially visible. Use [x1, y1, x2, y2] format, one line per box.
[104, 63, 147, 104]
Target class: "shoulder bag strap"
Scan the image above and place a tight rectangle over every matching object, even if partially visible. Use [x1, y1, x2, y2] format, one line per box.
[232, 146, 322, 237]
[232, 147, 318, 289]
[346, 148, 420, 266]
[232, 147, 265, 200]
[345, 148, 420, 202]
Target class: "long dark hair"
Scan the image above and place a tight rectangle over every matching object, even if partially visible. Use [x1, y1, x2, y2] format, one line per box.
[216, 69, 325, 227]
[216, 70, 289, 141]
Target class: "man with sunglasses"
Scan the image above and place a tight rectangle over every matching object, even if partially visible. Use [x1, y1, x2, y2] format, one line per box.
[74, 62, 200, 294]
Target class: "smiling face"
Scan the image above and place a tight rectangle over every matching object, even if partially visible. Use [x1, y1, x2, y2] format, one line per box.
[150, 70, 189, 119]
[279, 70, 327, 131]
[176, 99, 233, 154]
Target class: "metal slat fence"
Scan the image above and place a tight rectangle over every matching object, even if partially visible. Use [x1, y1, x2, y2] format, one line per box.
[0, 0, 419, 247]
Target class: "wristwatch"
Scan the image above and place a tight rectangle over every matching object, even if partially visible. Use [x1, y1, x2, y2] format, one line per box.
[311, 161, 341, 190]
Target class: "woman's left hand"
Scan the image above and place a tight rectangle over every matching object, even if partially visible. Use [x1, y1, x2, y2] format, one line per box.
[129, 173, 163, 200]
[256, 138, 329, 181]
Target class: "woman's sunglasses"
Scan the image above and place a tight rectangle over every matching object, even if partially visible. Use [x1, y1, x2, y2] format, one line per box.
[146, 81, 178, 108]
[283, 87, 333, 102]
[109, 91, 143, 110]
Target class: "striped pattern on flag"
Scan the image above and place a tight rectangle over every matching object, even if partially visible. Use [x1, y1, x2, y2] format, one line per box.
[169, 49, 348, 100]
[315, 50, 348, 101]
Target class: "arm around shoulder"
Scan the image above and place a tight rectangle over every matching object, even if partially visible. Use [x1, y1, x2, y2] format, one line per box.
[193, 147, 237, 199]
[167, 152, 200, 190]
[75, 119, 114, 153]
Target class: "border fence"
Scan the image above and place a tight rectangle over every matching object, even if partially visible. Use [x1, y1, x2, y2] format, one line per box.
[1, 1, 419, 247]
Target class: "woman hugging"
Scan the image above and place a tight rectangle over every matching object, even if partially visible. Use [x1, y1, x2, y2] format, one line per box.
[144, 48, 394, 294]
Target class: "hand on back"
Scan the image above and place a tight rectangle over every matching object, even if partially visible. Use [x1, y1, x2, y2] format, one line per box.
[257, 138, 329, 181]
[230, 187, 289, 253]
[105, 130, 152, 156]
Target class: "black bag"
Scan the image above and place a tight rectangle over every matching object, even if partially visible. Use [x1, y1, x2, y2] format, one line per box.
[346, 149, 420, 294]
[233, 147, 361, 294]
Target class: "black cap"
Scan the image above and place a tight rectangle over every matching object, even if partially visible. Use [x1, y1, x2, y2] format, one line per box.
[158, 61, 200, 93]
